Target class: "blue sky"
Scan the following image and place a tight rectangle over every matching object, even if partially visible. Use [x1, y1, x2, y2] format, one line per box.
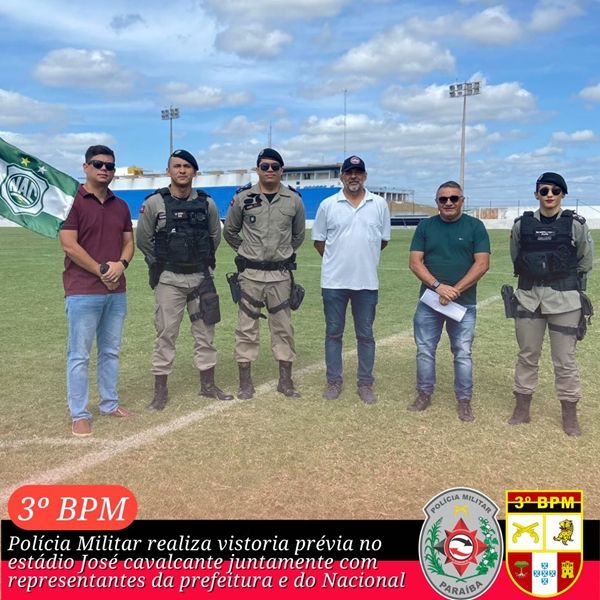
[1, 0, 599, 206]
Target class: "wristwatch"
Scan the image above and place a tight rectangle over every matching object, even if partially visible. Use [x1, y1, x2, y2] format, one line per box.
[120, 258, 129, 269]
[431, 280, 441, 290]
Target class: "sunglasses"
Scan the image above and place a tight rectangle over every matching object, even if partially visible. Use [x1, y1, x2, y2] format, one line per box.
[88, 159, 115, 171]
[258, 162, 281, 172]
[437, 195, 463, 204]
[538, 186, 562, 197]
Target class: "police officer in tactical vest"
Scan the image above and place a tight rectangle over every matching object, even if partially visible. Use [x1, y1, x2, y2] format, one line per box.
[136, 149, 233, 409]
[223, 148, 305, 399]
[508, 172, 594, 436]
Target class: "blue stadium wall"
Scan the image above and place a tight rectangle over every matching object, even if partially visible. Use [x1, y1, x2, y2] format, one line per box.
[117, 186, 340, 221]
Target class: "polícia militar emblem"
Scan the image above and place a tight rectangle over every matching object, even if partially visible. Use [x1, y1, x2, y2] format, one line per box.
[506, 490, 583, 597]
[419, 487, 502, 599]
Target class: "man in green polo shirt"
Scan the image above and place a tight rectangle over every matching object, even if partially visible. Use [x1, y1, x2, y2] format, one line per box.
[408, 180, 491, 421]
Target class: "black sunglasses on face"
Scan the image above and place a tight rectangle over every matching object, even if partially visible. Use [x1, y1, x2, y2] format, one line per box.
[258, 162, 281, 172]
[538, 186, 562, 197]
[88, 160, 115, 171]
[437, 195, 463, 204]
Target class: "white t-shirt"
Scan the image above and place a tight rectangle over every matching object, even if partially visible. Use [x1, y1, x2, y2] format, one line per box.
[311, 189, 391, 290]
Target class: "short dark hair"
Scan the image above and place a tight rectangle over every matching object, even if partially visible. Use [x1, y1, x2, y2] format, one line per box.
[85, 145, 115, 163]
[436, 180, 463, 196]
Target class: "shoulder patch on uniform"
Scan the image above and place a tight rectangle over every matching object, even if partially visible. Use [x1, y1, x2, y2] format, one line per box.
[139, 205, 145, 214]
[236, 182, 252, 194]
[195, 188, 209, 200]
[573, 212, 586, 224]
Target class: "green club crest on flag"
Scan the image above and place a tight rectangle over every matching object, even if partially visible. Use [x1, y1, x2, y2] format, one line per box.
[0, 137, 79, 238]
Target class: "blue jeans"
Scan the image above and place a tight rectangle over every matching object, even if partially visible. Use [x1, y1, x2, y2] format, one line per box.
[413, 301, 476, 400]
[65, 293, 127, 420]
[322, 288, 378, 387]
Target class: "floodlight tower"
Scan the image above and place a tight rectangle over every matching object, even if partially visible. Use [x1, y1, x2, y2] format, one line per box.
[448, 81, 481, 193]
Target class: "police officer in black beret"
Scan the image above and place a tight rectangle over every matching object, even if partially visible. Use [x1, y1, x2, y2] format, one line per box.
[223, 148, 305, 399]
[508, 172, 594, 436]
[137, 149, 233, 409]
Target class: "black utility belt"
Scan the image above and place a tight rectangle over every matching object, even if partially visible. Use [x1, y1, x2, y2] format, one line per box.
[165, 264, 208, 274]
[523, 279, 575, 288]
[236, 255, 294, 271]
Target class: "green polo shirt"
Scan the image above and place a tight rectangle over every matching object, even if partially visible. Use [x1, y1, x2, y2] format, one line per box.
[410, 214, 491, 305]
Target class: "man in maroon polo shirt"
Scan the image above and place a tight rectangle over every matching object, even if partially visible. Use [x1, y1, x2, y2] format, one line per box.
[59, 145, 135, 437]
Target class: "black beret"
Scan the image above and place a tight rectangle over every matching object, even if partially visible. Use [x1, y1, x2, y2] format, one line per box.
[170, 149, 198, 171]
[257, 148, 284, 167]
[536, 172, 567, 194]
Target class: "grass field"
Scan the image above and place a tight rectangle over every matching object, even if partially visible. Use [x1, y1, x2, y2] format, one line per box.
[0, 226, 598, 520]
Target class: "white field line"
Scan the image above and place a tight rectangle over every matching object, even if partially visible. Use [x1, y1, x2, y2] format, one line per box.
[0, 292, 500, 508]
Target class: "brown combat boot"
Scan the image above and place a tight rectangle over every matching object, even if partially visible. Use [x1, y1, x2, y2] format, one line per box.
[560, 401, 581, 437]
[277, 361, 301, 398]
[407, 391, 431, 412]
[357, 385, 377, 405]
[457, 399, 475, 422]
[237, 362, 255, 400]
[508, 392, 532, 425]
[150, 375, 168, 411]
[199, 367, 234, 401]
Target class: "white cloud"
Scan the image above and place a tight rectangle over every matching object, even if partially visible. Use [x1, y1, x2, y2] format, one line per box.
[332, 26, 455, 80]
[506, 145, 563, 162]
[530, 0, 585, 32]
[216, 24, 292, 58]
[381, 80, 537, 123]
[163, 83, 253, 108]
[405, 8, 522, 46]
[579, 83, 600, 102]
[552, 130, 598, 142]
[0, 2, 217, 64]
[33, 49, 137, 93]
[204, 0, 347, 21]
[462, 5, 522, 44]
[0, 89, 68, 127]
[213, 115, 265, 136]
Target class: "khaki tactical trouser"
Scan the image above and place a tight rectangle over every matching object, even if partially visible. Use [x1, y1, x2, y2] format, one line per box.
[235, 274, 295, 363]
[152, 280, 217, 375]
[513, 307, 582, 403]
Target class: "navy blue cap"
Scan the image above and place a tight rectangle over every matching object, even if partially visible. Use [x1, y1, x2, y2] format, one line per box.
[170, 149, 198, 171]
[342, 155, 366, 172]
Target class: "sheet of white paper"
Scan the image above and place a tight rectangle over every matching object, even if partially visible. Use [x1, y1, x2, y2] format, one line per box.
[419, 288, 467, 322]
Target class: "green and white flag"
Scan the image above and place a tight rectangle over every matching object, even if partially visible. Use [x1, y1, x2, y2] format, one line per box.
[0, 137, 79, 239]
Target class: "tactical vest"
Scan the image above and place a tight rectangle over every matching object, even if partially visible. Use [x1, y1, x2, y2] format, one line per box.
[153, 188, 213, 274]
[514, 210, 579, 291]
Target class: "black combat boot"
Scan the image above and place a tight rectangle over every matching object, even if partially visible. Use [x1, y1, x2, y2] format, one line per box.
[237, 362, 255, 400]
[277, 361, 301, 398]
[407, 391, 431, 412]
[199, 367, 234, 401]
[508, 392, 532, 425]
[560, 401, 581, 437]
[150, 375, 168, 411]
[457, 398, 475, 422]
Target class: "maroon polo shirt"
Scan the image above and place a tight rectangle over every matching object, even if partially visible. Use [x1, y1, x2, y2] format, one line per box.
[62, 184, 133, 296]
